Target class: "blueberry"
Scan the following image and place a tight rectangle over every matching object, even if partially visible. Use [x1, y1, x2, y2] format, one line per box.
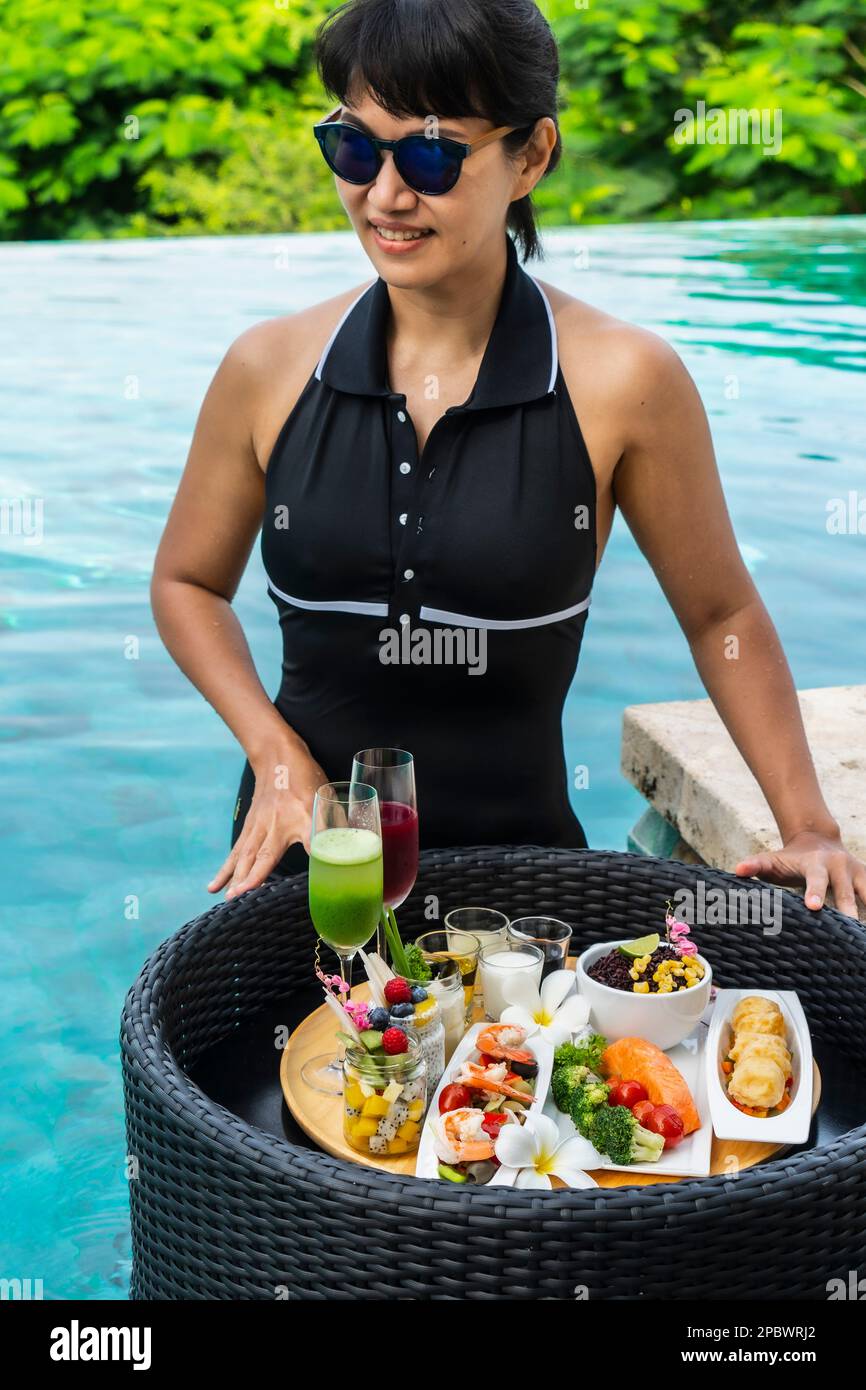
[368, 1007, 390, 1031]
[410, 986, 428, 1003]
[390, 1002, 414, 1019]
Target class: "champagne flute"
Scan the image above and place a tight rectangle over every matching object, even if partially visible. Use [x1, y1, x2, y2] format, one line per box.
[351, 749, 418, 958]
[301, 781, 383, 1095]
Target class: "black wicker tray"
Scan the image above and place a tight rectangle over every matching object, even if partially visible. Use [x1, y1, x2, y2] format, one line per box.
[121, 846, 866, 1300]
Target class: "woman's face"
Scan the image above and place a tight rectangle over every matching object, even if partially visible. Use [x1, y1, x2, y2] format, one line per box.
[332, 90, 554, 288]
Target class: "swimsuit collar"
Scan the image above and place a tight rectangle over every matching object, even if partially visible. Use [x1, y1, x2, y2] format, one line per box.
[315, 235, 558, 411]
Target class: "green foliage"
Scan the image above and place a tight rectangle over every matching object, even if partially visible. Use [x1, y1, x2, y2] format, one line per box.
[540, 0, 866, 222]
[1, 0, 863, 238]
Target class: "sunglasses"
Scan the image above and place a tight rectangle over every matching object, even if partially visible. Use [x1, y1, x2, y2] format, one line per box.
[313, 108, 519, 196]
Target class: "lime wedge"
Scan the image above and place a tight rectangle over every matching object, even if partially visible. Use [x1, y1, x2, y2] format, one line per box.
[618, 933, 660, 959]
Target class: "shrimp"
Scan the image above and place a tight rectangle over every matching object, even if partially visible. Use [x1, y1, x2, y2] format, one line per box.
[457, 1059, 535, 1103]
[476, 1023, 535, 1065]
[435, 1107, 517, 1164]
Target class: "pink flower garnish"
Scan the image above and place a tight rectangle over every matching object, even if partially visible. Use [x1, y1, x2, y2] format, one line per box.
[665, 913, 697, 957]
[345, 1001, 371, 1030]
[315, 964, 351, 998]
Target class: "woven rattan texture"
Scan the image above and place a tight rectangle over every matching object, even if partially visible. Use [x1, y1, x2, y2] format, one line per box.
[121, 846, 866, 1300]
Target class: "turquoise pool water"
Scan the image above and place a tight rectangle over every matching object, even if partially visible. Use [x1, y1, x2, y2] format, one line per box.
[1, 219, 864, 1297]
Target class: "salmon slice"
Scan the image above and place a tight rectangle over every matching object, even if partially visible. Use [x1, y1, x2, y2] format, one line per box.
[602, 1036, 701, 1135]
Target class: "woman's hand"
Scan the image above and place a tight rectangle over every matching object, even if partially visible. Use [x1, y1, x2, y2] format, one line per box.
[735, 830, 866, 920]
[208, 744, 328, 900]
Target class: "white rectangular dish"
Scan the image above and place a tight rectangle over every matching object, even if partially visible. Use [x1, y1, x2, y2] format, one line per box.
[543, 1024, 714, 1177]
[704, 988, 813, 1145]
[415, 1023, 554, 1184]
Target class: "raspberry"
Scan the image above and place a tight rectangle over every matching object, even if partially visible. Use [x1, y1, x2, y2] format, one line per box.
[382, 1027, 409, 1055]
[384, 978, 411, 1005]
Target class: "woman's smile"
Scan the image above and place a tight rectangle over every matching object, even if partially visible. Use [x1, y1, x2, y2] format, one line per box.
[369, 217, 436, 252]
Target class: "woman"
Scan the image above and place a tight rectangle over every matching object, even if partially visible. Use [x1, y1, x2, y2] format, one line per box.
[152, 0, 865, 917]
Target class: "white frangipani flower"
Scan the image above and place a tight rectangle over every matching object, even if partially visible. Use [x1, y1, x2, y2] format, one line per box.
[494, 1112, 597, 1190]
[499, 968, 589, 1046]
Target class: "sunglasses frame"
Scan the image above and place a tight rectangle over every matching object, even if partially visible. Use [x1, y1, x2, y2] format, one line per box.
[313, 107, 519, 195]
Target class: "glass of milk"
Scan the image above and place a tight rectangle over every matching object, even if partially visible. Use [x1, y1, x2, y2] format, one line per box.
[478, 941, 544, 1021]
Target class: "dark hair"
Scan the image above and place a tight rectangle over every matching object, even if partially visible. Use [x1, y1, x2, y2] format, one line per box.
[316, 0, 561, 261]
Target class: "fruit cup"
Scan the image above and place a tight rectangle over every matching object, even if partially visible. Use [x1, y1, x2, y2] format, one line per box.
[342, 1037, 427, 1158]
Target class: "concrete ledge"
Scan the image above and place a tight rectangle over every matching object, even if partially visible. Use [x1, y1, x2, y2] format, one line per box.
[622, 684, 866, 916]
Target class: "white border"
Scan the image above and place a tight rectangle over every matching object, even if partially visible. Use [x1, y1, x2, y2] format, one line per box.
[267, 576, 388, 618]
[529, 277, 559, 394]
[418, 593, 591, 630]
[314, 286, 374, 382]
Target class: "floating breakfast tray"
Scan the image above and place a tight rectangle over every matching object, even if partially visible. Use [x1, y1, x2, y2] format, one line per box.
[280, 979, 821, 1188]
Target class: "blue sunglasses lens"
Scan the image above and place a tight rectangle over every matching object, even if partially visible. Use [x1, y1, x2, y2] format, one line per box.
[320, 125, 379, 184]
[319, 125, 464, 194]
[395, 136, 464, 195]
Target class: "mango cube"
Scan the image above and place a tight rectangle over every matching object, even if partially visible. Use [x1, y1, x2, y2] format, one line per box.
[387, 1136, 410, 1154]
[361, 1095, 390, 1118]
[352, 1117, 378, 1139]
[397, 1119, 420, 1142]
[344, 1083, 365, 1111]
[407, 1099, 424, 1122]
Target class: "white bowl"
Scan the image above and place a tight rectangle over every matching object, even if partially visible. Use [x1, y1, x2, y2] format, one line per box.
[704, 988, 813, 1145]
[577, 940, 713, 1051]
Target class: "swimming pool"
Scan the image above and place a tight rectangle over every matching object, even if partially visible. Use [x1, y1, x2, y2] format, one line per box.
[1, 218, 864, 1298]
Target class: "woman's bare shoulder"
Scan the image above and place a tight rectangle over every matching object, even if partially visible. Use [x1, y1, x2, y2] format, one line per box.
[538, 277, 687, 402]
[534, 276, 699, 497]
[220, 282, 375, 468]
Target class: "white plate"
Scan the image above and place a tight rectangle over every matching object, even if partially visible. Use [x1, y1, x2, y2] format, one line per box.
[544, 1022, 714, 1177]
[415, 1023, 554, 1184]
[704, 988, 813, 1145]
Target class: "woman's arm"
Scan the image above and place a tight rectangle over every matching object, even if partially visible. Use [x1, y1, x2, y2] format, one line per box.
[609, 332, 866, 918]
[151, 325, 326, 899]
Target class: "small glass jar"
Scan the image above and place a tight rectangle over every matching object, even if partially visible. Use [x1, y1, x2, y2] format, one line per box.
[400, 990, 446, 1093]
[425, 960, 466, 1063]
[343, 1037, 426, 1158]
[416, 927, 482, 1026]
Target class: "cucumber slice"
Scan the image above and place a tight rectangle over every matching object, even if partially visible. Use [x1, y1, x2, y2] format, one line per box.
[618, 933, 660, 959]
[437, 1163, 468, 1183]
[359, 1029, 384, 1051]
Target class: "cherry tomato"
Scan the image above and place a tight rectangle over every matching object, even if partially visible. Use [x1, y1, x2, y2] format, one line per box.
[481, 1113, 510, 1137]
[608, 1079, 648, 1110]
[438, 1084, 471, 1114]
[632, 1099, 656, 1126]
[644, 1103, 685, 1148]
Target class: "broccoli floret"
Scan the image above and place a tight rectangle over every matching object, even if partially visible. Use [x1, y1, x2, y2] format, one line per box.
[553, 1042, 584, 1071]
[572, 1033, 608, 1072]
[592, 1104, 665, 1166]
[551, 1063, 590, 1113]
[568, 1078, 611, 1140]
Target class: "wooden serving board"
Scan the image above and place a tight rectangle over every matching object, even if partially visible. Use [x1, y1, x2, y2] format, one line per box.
[280, 982, 821, 1188]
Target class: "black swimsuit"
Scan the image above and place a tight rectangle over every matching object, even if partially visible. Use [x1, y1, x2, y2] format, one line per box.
[232, 235, 596, 874]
